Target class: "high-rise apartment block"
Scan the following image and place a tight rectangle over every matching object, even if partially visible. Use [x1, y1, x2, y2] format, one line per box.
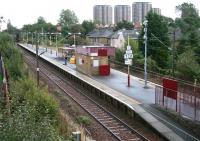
[93, 5, 112, 25]
[114, 5, 131, 24]
[132, 2, 152, 24]
[152, 8, 161, 15]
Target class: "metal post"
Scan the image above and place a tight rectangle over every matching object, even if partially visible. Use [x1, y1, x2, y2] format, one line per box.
[194, 79, 197, 121]
[36, 33, 39, 87]
[143, 20, 148, 88]
[50, 34, 52, 54]
[45, 33, 47, 51]
[22, 32, 24, 43]
[56, 33, 57, 56]
[128, 65, 130, 87]
[32, 33, 33, 47]
[74, 34, 76, 46]
[50, 34, 52, 46]
[144, 35, 147, 88]
[172, 30, 175, 78]
[128, 34, 130, 87]
[27, 32, 28, 45]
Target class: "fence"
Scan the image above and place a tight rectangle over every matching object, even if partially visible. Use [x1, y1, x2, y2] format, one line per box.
[155, 85, 200, 121]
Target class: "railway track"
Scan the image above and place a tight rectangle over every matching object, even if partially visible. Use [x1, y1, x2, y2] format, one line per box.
[23, 50, 149, 141]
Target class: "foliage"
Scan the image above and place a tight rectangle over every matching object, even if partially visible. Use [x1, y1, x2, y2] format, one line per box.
[6, 20, 18, 35]
[69, 24, 84, 34]
[175, 3, 200, 62]
[76, 116, 91, 126]
[0, 32, 23, 80]
[139, 11, 170, 69]
[0, 78, 63, 141]
[67, 36, 88, 46]
[0, 32, 65, 140]
[176, 50, 200, 81]
[22, 17, 56, 33]
[82, 20, 95, 35]
[58, 9, 78, 27]
[114, 20, 134, 31]
[115, 48, 125, 62]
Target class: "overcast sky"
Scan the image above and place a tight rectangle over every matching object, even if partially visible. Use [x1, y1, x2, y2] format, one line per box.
[0, 0, 200, 29]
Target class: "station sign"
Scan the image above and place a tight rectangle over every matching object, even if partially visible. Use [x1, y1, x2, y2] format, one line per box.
[125, 59, 132, 65]
[124, 53, 133, 59]
[126, 50, 132, 54]
[127, 45, 131, 50]
[124, 45, 133, 65]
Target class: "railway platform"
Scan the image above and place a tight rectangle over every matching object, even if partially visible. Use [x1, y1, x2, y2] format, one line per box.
[19, 43, 200, 141]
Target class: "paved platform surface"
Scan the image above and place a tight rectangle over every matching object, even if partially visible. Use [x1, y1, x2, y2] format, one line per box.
[19, 44, 200, 141]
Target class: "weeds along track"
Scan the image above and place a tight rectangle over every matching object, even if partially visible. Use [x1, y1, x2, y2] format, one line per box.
[23, 50, 149, 141]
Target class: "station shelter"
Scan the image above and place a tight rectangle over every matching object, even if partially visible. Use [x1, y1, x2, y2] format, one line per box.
[75, 46, 115, 76]
[58, 47, 75, 59]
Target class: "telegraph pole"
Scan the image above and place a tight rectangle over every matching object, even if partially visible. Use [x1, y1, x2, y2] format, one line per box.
[36, 33, 39, 87]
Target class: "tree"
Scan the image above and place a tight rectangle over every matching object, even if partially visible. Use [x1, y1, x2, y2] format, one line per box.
[176, 50, 200, 81]
[82, 20, 95, 35]
[58, 9, 78, 27]
[69, 24, 84, 34]
[6, 20, 18, 35]
[114, 20, 134, 31]
[139, 11, 170, 69]
[37, 16, 46, 24]
[175, 3, 200, 62]
[22, 16, 56, 33]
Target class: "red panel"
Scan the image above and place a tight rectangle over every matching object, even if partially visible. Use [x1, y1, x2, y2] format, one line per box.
[99, 65, 110, 76]
[98, 49, 107, 56]
[163, 78, 178, 100]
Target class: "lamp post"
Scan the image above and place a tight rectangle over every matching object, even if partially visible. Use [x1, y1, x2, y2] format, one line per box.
[22, 32, 25, 43]
[0, 16, 5, 32]
[143, 20, 148, 88]
[35, 32, 47, 87]
[50, 32, 61, 56]
[49, 33, 51, 46]
[36, 33, 39, 87]
[26, 32, 29, 45]
[127, 34, 130, 87]
[31, 32, 34, 47]
[68, 32, 81, 47]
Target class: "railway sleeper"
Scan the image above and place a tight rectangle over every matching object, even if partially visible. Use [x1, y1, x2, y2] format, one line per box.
[98, 118, 113, 121]
[108, 126, 124, 129]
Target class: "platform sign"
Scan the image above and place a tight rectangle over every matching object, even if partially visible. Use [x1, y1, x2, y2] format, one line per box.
[124, 45, 133, 65]
[127, 45, 131, 50]
[125, 59, 132, 65]
[126, 50, 132, 54]
[124, 54, 133, 59]
[163, 78, 178, 100]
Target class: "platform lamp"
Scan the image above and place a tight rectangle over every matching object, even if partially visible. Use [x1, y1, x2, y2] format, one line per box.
[26, 32, 29, 45]
[56, 32, 61, 56]
[68, 32, 81, 47]
[143, 19, 148, 88]
[0, 16, 6, 32]
[35, 32, 47, 87]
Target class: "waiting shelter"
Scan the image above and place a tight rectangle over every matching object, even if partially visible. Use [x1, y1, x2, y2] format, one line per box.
[75, 46, 115, 76]
[58, 47, 75, 59]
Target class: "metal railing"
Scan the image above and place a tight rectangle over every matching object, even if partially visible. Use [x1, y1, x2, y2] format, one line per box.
[155, 85, 200, 121]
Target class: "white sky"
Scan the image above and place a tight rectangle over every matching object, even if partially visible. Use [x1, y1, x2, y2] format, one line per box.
[0, 0, 200, 29]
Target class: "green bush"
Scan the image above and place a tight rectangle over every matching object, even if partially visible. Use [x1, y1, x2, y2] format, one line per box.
[0, 32, 65, 140]
[0, 32, 23, 80]
[76, 116, 91, 126]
